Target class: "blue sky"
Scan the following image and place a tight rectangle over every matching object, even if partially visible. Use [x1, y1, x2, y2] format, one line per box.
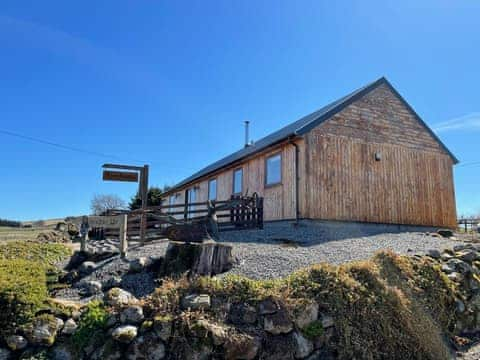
[0, 0, 479, 221]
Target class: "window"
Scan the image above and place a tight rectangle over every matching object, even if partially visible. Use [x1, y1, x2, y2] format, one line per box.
[208, 179, 217, 200]
[186, 187, 197, 218]
[168, 194, 176, 212]
[266, 153, 282, 185]
[233, 168, 243, 194]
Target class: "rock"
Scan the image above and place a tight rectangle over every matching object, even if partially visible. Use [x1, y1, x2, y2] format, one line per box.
[55, 317, 65, 331]
[181, 294, 211, 310]
[258, 298, 279, 315]
[264, 309, 293, 335]
[437, 229, 454, 238]
[90, 339, 123, 360]
[293, 332, 314, 359]
[120, 306, 144, 324]
[162, 241, 234, 276]
[81, 280, 103, 295]
[65, 251, 89, 271]
[441, 252, 453, 261]
[129, 257, 151, 273]
[448, 272, 464, 282]
[294, 301, 319, 329]
[60, 270, 80, 284]
[224, 333, 261, 360]
[0, 348, 12, 360]
[261, 334, 295, 360]
[24, 315, 59, 346]
[127, 332, 166, 360]
[5, 335, 28, 351]
[153, 315, 173, 342]
[62, 319, 78, 335]
[426, 249, 441, 259]
[102, 276, 122, 290]
[320, 315, 334, 328]
[196, 319, 229, 346]
[454, 244, 469, 252]
[305, 349, 336, 360]
[447, 258, 472, 274]
[111, 325, 138, 343]
[79, 261, 96, 275]
[105, 288, 138, 307]
[106, 314, 120, 328]
[441, 264, 454, 274]
[50, 343, 76, 360]
[229, 303, 258, 325]
[457, 250, 479, 263]
[456, 300, 466, 313]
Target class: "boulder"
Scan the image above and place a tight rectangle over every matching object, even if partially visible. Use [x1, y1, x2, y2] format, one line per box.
[65, 251, 89, 271]
[454, 244, 470, 252]
[181, 294, 211, 310]
[102, 276, 122, 290]
[457, 250, 479, 263]
[320, 314, 335, 329]
[50, 343, 76, 360]
[293, 332, 314, 359]
[24, 316, 60, 346]
[258, 298, 280, 315]
[120, 306, 145, 324]
[264, 308, 293, 335]
[441, 264, 454, 274]
[80, 280, 103, 295]
[90, 339, 123, 360]
[224, 333, 261, 360]
[426, 249, 441, 259]
[79, 261, 96, 275]
[153, 315, 173, 342]
[448, 272, 464, 283]
[0, 348, 12, 360]
[127, 332, 166, 360]
[261, 334, 295, 360]
[293, 301, 319, 329]
[111, 325, 138, 343]
[229, 303, 258, 325]
[446, 258, 472, 274]
[437, 229, 454, 238]
[162, 241, 233, 276]
[62, 319, 78, 335]
[195, 319, 229, 346]
[5, 335, 28, 351]
[105, 288, 138, 307]
[129, 257, 151, 273]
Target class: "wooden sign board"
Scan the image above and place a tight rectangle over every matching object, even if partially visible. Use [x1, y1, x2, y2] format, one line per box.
[70, 215, 123, 229]
[103, 170, 139, 183]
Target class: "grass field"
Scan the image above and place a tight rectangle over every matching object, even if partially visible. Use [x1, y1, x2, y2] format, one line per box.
[0, 226, 46, 244]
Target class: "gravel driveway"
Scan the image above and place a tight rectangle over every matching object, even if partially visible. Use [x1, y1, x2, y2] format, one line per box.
[55, 220, 466, 299]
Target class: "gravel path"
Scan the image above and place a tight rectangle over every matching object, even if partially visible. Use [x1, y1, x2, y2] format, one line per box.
[221, 232, 464, 279]
[54, 221, 468, 300]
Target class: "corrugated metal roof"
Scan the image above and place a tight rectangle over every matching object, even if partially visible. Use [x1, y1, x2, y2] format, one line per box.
[166, 77, 458, 193]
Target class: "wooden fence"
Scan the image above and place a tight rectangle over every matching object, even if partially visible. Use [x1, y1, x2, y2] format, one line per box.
[458, 218, 480, 233]
[90, 194, 263, 241]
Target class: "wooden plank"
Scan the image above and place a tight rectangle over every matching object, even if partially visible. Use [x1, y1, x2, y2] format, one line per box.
[103, 170, 139, 182]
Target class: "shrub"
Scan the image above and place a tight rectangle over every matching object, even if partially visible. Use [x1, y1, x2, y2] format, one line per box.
[0, 241, 71, 267]
[0, 259, 47, 337]
[302, 320, 324, 339]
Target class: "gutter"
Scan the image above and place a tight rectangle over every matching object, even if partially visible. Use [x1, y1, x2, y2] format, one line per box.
[289, 137, 300, 223]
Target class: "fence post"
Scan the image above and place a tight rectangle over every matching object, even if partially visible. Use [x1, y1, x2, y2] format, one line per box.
[119, 214, 128, 258]
[80, 216, 89, 252]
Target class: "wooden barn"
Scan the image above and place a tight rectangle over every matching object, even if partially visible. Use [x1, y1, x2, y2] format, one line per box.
[162, 77, 458, 228]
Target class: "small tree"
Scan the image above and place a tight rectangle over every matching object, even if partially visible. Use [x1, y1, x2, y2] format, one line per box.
[129, 185, 171, 210]
[90, 194, 126, 215]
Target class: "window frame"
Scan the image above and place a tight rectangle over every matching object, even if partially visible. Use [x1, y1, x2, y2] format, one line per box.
[208, 178, 217, 201]
[264, 152, 282, 187]
[232, 167, 243, 195]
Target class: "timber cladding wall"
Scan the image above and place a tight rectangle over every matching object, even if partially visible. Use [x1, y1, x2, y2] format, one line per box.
[304, 84, 457, 227]
[166, 142, 301, 221]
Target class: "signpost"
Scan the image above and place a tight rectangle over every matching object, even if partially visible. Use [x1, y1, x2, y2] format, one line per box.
[102, 163, 149, 244]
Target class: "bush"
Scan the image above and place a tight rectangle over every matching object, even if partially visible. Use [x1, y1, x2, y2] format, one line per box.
[0, 259, 47, 337]
[0, 241, 71, 267]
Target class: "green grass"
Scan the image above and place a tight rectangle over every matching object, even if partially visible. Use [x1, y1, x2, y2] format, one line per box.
[0, 241, 71, 266]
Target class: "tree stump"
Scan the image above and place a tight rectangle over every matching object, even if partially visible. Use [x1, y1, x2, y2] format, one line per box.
[164, 221, 213, 243]
[161, 241, 233, 276]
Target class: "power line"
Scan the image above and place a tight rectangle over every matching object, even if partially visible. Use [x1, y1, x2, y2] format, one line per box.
[0, 128, 150, 164]
[457, 161, 480, 168]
